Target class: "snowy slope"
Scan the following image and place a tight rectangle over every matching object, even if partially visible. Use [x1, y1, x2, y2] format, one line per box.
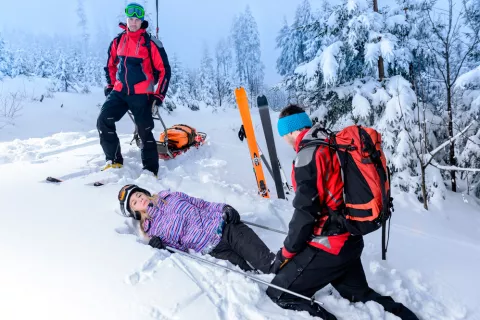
[1, 77, 479, 320]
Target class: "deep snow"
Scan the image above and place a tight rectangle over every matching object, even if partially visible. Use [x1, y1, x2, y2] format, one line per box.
[0, 77, 479, 320]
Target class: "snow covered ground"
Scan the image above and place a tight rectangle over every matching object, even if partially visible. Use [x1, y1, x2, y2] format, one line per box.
[1, 77, 479, 320]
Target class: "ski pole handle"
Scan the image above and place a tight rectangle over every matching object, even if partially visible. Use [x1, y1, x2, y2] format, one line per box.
[242, 220, 288, 235]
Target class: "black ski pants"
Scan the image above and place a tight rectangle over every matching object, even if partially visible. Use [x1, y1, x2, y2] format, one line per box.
[210, 222, 275, 274]
[267, 237, 419, 320]
[97, 91, 158, 175]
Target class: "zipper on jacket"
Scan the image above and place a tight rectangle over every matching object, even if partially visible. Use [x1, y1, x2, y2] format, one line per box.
[135, 37, 141, 55]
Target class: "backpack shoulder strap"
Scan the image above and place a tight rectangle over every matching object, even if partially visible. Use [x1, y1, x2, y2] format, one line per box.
[114, 31, 125, 46]
[143, 32, 160, 83]
[142, 32, 154, 62]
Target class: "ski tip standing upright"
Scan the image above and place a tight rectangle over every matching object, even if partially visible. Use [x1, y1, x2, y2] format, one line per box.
[96, 2, 171, 177]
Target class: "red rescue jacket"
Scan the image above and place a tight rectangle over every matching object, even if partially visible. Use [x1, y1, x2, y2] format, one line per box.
[282, 128, 351, 259]
[105, 23, 171, 100]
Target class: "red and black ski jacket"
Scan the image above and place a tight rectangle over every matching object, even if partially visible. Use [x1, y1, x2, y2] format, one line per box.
[105, 23, 171, 100]
[282, 127, 352, 259]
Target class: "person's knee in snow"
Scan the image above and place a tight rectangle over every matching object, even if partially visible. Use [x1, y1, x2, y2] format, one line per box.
[266, 104, 420, 320]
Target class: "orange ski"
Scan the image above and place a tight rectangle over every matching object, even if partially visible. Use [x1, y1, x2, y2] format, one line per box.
[234, 87, 269, 198]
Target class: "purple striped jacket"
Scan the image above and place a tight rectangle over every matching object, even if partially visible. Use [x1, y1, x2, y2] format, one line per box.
[144, 190, 226, 254]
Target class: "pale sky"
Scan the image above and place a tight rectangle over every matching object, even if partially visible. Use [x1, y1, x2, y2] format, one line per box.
[1, 0, 450, 85]
[1, 0, 315, 85]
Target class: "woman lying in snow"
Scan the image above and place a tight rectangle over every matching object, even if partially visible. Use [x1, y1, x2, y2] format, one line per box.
[118, 184, 276, 274]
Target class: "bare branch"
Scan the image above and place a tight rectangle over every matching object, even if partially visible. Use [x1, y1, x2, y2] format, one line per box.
[0, 92, 23, 129]
[424, 121, 475, 167]
[427, 9, 448, 47]
[431, 159, 480, 172]
[424, 40, 448, 83]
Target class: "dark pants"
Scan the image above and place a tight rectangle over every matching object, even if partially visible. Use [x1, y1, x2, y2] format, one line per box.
[210, 222, 275, 274]
[267, 237, 419, 320]
[96, 91, 159, 175]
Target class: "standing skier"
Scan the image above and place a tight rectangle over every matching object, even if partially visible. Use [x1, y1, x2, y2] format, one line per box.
[267, 105, 419, 320]
[97, 2, 171, 176]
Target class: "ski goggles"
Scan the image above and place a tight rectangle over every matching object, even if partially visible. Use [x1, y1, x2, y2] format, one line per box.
[125, 5, 145, 19]
[118, 184, 137, 217]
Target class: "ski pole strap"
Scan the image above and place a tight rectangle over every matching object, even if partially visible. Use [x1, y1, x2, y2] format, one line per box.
[242, 221, 287, 235]
[164, 245, 323, 306]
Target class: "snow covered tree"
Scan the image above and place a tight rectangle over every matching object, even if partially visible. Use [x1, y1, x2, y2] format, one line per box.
[10, 49, 29, 77]
[264, 86, 288, 111]
[199, 44, 215, 106]
[76, 0, 90, 47]
[0, 34, 11, 78]
[168, 53, 186, 97]
[231, 6, 265, 101]
[276, 0, 453, 201]
[186, 68, 201, 102]
[214, 37, 234, 107]
[276, 0, 318, 77]
[50, 54, 76, 93]
[456, 65, 480, 197]
[422, 0, 480, 192]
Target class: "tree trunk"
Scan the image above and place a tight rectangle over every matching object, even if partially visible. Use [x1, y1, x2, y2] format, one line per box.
[373, 0, 385, 81]
[409, 62, 416, 92]
[446, 56, 456, 192]
[421, 165, 428, 210]
[378, 56, 385, 81]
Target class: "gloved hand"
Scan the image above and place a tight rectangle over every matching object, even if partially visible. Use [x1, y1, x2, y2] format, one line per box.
[151, 94, 164, 107]
[222, 205, 240, 224]
[148, 236, 165, 249]
[270, 249, 289, 274]
[104, 86, 113, 97]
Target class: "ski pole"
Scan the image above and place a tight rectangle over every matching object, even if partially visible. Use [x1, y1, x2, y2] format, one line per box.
[164, 245, 323, 306]
[242, 221, 288, 236]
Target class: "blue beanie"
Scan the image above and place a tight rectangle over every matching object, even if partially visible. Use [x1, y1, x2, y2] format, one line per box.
[126, 2, 145, 21]
[277, 112, 313, 137]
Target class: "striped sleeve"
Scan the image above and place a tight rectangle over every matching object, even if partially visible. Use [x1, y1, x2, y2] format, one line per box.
[171, 192, 226, 213]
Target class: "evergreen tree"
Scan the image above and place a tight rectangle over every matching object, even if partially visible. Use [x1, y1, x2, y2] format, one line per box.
[214, 37, 234, 107]
[168, 53, 186, 97]
[50, 54, 75, 92]
[0, 34, 11, 78]
[231, 6, 265, 101]
[199, 44, 215, 106]
[276, 0, 317, 77]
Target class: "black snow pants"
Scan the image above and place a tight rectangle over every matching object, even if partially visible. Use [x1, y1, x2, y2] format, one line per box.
[267, 236, 419, 320]
[210, 222, 275, 274]
[96, 91, 159, 175]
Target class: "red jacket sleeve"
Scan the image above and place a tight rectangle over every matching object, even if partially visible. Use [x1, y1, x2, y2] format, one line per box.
[104, 36, 120, 87]
[150, 38, 171, 100]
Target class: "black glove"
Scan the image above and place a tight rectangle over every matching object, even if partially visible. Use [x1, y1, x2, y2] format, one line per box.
[104, 86, 113, 97]
[222, 205, 240, 224]
[148, 236, 165, 249]
[151, 94, 164, 107]
[238, 125, 246, 141]
[270, 249, 289, 274]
